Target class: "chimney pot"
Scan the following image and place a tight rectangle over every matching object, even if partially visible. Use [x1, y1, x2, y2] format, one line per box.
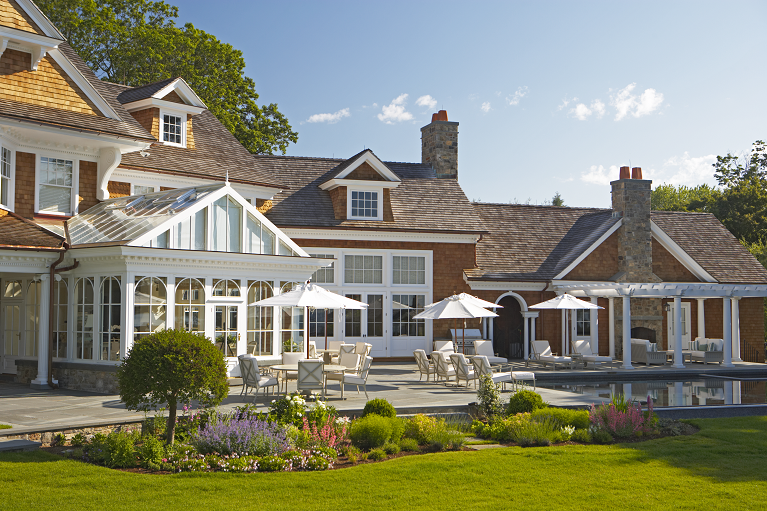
[431, 113, 438, 122]
[435, 110, 448, 122]
[631, 167, 642, 179]
[619, 166, 631, 180]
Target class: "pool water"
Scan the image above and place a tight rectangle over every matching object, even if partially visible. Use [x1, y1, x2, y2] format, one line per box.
[539, 376, 767, 407]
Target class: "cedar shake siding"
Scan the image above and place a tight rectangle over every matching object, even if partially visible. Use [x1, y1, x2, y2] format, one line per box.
[346, 162, 387, 181]
[14, 150, 35, 218]
[163, 90, 186, 104]
[0, 49, 101, 115]
[328, 187, 346, 220]
[130, 108, 160, 139]
[652, 238, 699, 282]
[563, 232, 619, 281]
[0, 0, 44, 35]
[77, 160, 98, 212]
[107, 180, 131, 198]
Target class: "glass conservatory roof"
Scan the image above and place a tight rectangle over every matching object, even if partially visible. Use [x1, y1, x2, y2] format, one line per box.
[67, 183, 223, 246]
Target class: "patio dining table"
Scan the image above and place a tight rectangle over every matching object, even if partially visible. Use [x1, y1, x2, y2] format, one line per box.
[269, 363, 347, 395]
[316, 349, 339, 364]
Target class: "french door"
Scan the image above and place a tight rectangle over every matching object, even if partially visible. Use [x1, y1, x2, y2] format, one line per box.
[1, 302, 21, 374]
[667, 302, 691, 349]
[215, 305, 239, 357]
[344, 293, 385, 357]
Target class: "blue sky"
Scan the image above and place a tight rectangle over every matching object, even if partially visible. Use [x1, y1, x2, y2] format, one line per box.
[177, 1, 767, 208]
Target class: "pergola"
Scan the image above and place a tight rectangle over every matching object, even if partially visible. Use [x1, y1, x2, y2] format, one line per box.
[551, 281, 767, 369]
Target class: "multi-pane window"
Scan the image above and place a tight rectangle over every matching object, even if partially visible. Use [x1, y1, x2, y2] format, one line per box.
[351, 190, 378, 218]
[39, 157, 73, 214]
[162, 113, 183, 145]
[367, 295, 383, 337]
[212, 196, 241, 252]
[392, 294, 425, 337]
[345, 294, 361, 337]
[175, 278, 205, 335]
[281, 282, 304, 353]
[24, 281, 40, 357]
[74, 278, 95, 360]
[309, 309, 333, 338]
[278, 240, 294, 256]
[309, 254, 334, 284]
[176, 208, 207, 250]
[392, 256, 425, 285]
[245, 213, 275, 254]
[134, 277, 167, 340]
[1, 147, 11, 207]
[213, 279, 240, 297]
[133, 185, 155, 195]
[247, 281, 273, 356]
[52, 280, 67, 358]
[344, 255, 382, 284]
[100, 277, 122, 361]
[576, 310, 591, 337]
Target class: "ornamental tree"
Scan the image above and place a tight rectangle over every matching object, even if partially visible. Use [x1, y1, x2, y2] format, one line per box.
[117, 329, 228, 444]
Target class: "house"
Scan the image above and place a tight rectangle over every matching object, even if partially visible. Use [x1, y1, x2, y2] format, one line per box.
[0, 0, 765, 393]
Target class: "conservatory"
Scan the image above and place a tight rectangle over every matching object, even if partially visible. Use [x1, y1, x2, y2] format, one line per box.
[17, 183, 331, 390]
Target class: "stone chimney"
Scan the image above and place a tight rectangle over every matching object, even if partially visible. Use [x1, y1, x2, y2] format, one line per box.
[611, 167, 654, 282]
[421, 110, 458, 179]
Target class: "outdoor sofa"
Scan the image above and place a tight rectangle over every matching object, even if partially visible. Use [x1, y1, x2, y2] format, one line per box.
[688, 337, 724, 365]
[630, 339, 667, 366]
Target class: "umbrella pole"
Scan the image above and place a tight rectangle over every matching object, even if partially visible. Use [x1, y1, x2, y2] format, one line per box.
[305, 306, 310, 359]
[462, 321, 466, 355]
[324, 308, 328, 351]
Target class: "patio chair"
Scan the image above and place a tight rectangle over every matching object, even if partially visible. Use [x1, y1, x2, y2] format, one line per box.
[281, 351, 305, 392]
[332, 343, 356, 364]
[471, 355, 536, 391]
[630, 339, 667, 366]
[449, 353, 477, 388]
[238, 354, 278, 400]
[433, 339, 455, 354]
[473, 340, 507, 365]
[689, 338, 724, 365]
[341, 356, 373, 399]
[413, 349, 435, 382]
[571, 339, 617, 369]
[297, 359, 325, 397]
[325, 352, 362, 387]
[355, 342, 373, 359]
[432, 350, 456, 385]
[528, 340, 572, 370]
[308, 340, 318, 359]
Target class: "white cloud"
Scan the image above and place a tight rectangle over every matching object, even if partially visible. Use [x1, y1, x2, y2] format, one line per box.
[569, 99, 605, 121]
[611, 83, 664, 120]
[306, 108, 350, 124]
[591, 99, 605, 118]
[377, 94, 413, 124]
[481, 102, 491, 113]
[506, 86, 528, 106]
[581, 165, 619, 185]
[416, 95, 437, 109]
[653, 153, 717, 186]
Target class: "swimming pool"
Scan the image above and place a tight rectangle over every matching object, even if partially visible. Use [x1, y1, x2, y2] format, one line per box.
[538, 376, 767, 407]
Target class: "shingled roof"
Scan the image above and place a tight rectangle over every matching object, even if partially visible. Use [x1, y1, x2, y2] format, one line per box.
[0, 208, 65, 250]
[259, 155, 486, 234]
[115, 77, 176, 104]
[651, 211, 767, 284]
[467, 203, 618, 281]
[0, 43, 155, 141]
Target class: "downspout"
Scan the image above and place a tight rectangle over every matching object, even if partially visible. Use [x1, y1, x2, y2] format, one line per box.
[47, 224, 79, 389]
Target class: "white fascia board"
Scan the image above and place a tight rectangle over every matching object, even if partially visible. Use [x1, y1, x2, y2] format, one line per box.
[333, 151, 401, 183]
[319, 179, 399, 192]
[111, 168, 280, 198]
[465, 279, 547, 292]
[281, 227, 481, 244]
[651, 222, 716, 283]
[46, 49, 122, 120]
[153, 78, 207, 109]
[552, 219, 622, 280]
[552, 280, 767, 298]
[16, 0, 65, 39]
[123, 98, 206, 115]
[0, 250, 61, 273]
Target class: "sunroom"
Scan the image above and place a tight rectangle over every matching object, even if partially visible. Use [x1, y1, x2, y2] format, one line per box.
[23, 183, 331, 389]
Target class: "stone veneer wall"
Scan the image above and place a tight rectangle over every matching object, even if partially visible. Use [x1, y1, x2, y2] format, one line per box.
[421, 120, 458, 179]
[15, 360, 119, 394]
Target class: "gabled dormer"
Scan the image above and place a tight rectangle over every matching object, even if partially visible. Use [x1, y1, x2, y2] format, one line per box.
[318, 149, 399, 221]
[119, 77, 206, 149]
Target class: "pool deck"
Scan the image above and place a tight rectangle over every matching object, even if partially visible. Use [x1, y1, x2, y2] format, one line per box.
[1, 360, 766, 437]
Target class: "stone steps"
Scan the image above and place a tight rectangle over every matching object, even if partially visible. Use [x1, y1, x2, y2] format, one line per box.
[0, 439, 41, 453]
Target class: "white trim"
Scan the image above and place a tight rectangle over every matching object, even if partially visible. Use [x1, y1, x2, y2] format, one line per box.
[552, 280, 767, 298]
[154, 78, 207, 108]
[0, 119, 151, 154]
[319, 179, 399, 191]
[280, 227, 481, 244]
[158, 109, 186, 148]
[97, 146, 122, 201]
[34, 152, 78, 216]
[0, 26, 60, 72]
[553, 220, 622, 280]
[123, 97, 205, 115]
[15, 0, 65, 39]
[110, 168, 281, 199]
[651, 221, 716, 283]
[0, 141, 15, 211]
[347, 188, 383, 221]
[465, 280, 548, 291]
[328, 150, 401, 184]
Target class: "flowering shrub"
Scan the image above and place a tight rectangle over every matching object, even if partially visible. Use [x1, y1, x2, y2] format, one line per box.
[269, 394, 307, 427]
[477, 375, 504, 418]
[192, 416, 290, 456]
[590, 394, 656, 439]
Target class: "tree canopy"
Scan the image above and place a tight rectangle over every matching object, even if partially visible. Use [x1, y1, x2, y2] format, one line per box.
[37, 0, 298, 154]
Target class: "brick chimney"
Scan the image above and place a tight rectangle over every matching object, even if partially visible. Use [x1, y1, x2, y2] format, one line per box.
[611, 166, 654, 282]
[421, 110, 458, 179]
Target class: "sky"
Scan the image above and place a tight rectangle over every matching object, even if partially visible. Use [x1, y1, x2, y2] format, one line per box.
[176, 0, 767, 208]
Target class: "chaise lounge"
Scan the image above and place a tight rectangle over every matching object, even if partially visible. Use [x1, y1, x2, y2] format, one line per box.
[571, 339, 617, 369]
[528, 340, 572, 370]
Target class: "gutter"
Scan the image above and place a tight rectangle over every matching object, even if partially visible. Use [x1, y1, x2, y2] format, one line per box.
[46, 222, 78, 389]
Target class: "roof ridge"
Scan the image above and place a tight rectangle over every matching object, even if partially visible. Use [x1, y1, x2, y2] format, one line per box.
[473, 202, 610, 212]
[253, 154, 345, 162]
[123, 77, 178, 93]
[651, 210, 714, 216]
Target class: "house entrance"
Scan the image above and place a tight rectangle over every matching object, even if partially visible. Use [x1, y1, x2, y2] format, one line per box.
[493, 296, 524, 359]
[344, 294, 385, 357]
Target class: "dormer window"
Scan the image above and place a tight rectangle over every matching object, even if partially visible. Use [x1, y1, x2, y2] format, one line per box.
[161, 110, 185, 147]
[351, 190, 378, 219]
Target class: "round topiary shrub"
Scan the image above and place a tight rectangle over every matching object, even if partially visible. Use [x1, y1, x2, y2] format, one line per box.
[362, 398, 397, 418]
[350, 414, 394, 450]
[506, 389, 546, 415]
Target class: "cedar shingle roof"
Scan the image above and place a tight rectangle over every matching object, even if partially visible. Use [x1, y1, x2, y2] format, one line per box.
[651, 211, 767, 284]
[119, 110, 285, 189]
[467, 203, 618, 281]
[0, 44, 155, 141]
[0, 208, 64, 250]
[260, 155, 486, 234]
[115, 78, 176, 104]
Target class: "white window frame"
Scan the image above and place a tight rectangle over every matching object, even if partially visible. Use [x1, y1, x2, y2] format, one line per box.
[35, 153, 79, 216]
[343, 254, 384, 285]
[392, 255, 426, 286]
[160, 109, 186, 148]
[0, 144, 14, 211]
[347, 185, 383, 221]
[131, 184, 156, 196]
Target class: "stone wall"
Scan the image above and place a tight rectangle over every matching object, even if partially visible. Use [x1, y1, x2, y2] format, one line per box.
[421, 120, 458, 179]
[15, 360, 119, 394]
[1, 422, 142, 447]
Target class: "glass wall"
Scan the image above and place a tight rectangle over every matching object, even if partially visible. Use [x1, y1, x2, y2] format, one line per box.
[212, 196, 241, 252]
[52, 280, 68, 358]
[74, 278, 95, 360]
[175, 278, 205, 335]
[280, 281, 303, 353]
[24, 281, 40, 357]
[134, 277, 167, 340]
[247, 281, 273, 356]
[100, 277, 121, 361]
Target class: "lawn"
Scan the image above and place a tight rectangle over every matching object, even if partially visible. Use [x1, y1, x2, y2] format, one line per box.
[2, 416, 766, 511]
[0, 424, 11, 430]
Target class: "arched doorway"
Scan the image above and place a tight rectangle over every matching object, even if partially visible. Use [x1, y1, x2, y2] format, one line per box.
[493, 296, 524, 359]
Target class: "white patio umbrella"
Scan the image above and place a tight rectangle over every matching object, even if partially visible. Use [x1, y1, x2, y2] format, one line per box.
[529, 294, 603, 355]
[425, 292, 503, 310]
[253, 281, 367, 357]
[414, 294, 498, 354]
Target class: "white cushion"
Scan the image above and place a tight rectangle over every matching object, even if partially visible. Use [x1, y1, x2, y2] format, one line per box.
[511, 371, 535, 380]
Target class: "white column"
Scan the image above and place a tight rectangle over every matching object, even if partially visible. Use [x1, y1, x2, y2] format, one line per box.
[590, 296, 599, 354]
[673, 296, 685, 368]
[722, 297, 733, 367]
[733, 380, 742, 404]
[696, 298, 706, 340]
[731, 298, 741, 362]
[561, 309, 566, 356]
[724, 381, 733, 405]
[608, 297, 615, 359]
[531, 316, 536, 345]
[523, 316, 529, 361]
[31, 274, 54, 389]
[622, 295, 633, 369]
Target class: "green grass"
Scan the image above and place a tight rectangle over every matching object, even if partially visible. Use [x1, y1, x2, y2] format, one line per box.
[0, 424, 11, 430]
[2, 417, 767, 510]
